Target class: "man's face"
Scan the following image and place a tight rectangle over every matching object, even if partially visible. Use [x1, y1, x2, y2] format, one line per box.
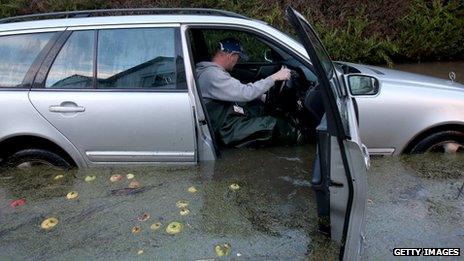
[225, 53, 240, 71]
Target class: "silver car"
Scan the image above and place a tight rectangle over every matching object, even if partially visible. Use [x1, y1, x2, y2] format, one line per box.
[337, 62, 464, 155]
[0, 7, 369, 259]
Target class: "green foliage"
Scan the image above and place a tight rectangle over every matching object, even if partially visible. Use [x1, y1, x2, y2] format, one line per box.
[396, 0, 464, 62]
[0, 0, 26, 17]
[314, 8, 399, 66]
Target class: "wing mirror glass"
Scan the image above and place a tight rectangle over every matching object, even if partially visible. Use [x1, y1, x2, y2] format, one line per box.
[348, 75, 379, 95]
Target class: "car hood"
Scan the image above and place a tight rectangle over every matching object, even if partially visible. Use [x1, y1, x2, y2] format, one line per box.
[337, 62, 464, 92]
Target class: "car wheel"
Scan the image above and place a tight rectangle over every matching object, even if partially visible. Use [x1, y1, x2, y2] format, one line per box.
[2, 149, 72, 170]
[411, 131, 464, 154]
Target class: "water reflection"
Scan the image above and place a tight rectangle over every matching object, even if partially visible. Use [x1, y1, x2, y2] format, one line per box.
[393, 61, 464, 84]
[0, 167, 77, 199]
[3, 145, 461, 259]
[364, 153, 464, 260]
[0, 145, 339, 260]
[400, 154, 464, 179]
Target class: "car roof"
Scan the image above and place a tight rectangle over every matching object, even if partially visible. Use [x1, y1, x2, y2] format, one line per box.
[0, 8, 260, 33]
[0, 15, 251, 32]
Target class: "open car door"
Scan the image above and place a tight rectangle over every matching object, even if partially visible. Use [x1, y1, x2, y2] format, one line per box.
[286, 7, 369, 260]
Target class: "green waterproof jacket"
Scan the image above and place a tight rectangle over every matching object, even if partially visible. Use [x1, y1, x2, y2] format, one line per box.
[205, 99, 297, 148]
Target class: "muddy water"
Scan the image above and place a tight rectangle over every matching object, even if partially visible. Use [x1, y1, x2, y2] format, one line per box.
[393, 61, 464, 84]
[0, 147, 463, 260]
[0, 145, 339, 260]
[364, 154, 464, 260]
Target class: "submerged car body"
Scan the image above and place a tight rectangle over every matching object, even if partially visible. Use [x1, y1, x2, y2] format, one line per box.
[338, 62, 464, 155]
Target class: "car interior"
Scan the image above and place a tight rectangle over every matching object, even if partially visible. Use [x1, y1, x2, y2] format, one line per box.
[188, 28, 326, 151]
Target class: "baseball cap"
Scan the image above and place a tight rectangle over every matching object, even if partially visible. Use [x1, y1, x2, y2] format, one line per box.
[218, 37, 249, 61]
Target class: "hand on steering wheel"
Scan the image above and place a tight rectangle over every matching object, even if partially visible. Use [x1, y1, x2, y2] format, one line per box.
[271, 65, 291, 94]
[265, 66, 291, 113]
[271, 66, 291, 82]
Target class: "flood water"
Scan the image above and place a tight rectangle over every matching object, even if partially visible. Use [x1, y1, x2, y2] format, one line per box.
[1, 144, 463, 260]
[393, 61, 464, 84]
[0, 145, 340, 260]
[364, 154, 464, 260]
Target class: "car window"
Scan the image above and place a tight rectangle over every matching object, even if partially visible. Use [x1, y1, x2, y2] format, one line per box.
[201, 29, 282, 63]
[97, 28, 178, 89]
[45, 30, 94, 89]
[0, 32, 54, 88]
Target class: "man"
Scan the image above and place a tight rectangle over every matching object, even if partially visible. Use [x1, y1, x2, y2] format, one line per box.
[196, 37, 299, 147]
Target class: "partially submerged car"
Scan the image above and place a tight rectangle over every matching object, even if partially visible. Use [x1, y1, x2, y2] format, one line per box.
[337, 62, 464, 155]
[0, 7, 369, 259]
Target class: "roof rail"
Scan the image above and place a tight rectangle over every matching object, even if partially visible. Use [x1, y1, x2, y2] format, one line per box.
[0, 8, 249, 24]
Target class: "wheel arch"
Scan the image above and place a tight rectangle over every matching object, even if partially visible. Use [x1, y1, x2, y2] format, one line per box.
[402, 123, 464, 154]
[0, 135, 77, 167]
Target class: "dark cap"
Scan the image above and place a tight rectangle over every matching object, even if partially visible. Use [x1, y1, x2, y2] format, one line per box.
[218, 37, 249, 61]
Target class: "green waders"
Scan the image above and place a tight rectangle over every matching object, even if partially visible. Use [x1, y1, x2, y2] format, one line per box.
[205, 99, 298, 148]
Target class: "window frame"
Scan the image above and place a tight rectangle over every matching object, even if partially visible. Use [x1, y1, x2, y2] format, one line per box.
[0, 30, 62, 91]
[184, 23, 318, 82]
[32, 24, 187, 92]
[43, 29, 95, 89]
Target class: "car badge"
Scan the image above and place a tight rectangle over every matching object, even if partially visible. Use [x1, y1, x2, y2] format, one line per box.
[449, 71, 456, 83]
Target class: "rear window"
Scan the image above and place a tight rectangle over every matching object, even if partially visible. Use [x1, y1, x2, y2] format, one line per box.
[0, 32, 54, 88]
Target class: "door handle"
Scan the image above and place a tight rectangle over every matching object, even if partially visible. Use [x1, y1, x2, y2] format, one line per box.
[49, 105, 85, 113]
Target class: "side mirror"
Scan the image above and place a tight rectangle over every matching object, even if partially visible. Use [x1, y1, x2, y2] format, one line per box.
[264, 49, 274, 63]
[348, 75, 379, 95]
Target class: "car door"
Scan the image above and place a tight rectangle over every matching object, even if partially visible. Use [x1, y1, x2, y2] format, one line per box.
[287, 7, 369, 260]
[29, 26, 196, 165]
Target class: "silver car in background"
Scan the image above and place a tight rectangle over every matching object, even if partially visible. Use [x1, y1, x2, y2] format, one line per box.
[338, 62, 464, 155]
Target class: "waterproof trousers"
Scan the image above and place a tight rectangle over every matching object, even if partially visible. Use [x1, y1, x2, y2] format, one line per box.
[205, 99, 298, 148]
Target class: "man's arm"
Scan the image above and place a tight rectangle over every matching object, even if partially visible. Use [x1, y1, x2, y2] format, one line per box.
[201, 67, 291, 102]
[209, 71, 274, 102]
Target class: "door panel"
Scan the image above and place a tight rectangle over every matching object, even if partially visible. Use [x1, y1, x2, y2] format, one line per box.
[329, 136, 350, 242]
[314, 127, 367, 259]
[29, 91, 196, 163]
[342, 140, 367, 259]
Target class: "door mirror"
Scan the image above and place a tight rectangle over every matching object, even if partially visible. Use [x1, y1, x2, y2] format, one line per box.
[348, 75, 379, 95]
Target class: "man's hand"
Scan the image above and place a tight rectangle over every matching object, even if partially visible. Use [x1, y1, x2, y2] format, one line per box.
[271, 66, 291, 81]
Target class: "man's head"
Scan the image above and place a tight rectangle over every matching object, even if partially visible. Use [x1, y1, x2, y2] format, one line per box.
[212, 37, 248, 71]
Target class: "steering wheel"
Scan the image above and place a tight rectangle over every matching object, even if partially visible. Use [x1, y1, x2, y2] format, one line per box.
[264, 64, 299, 112]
